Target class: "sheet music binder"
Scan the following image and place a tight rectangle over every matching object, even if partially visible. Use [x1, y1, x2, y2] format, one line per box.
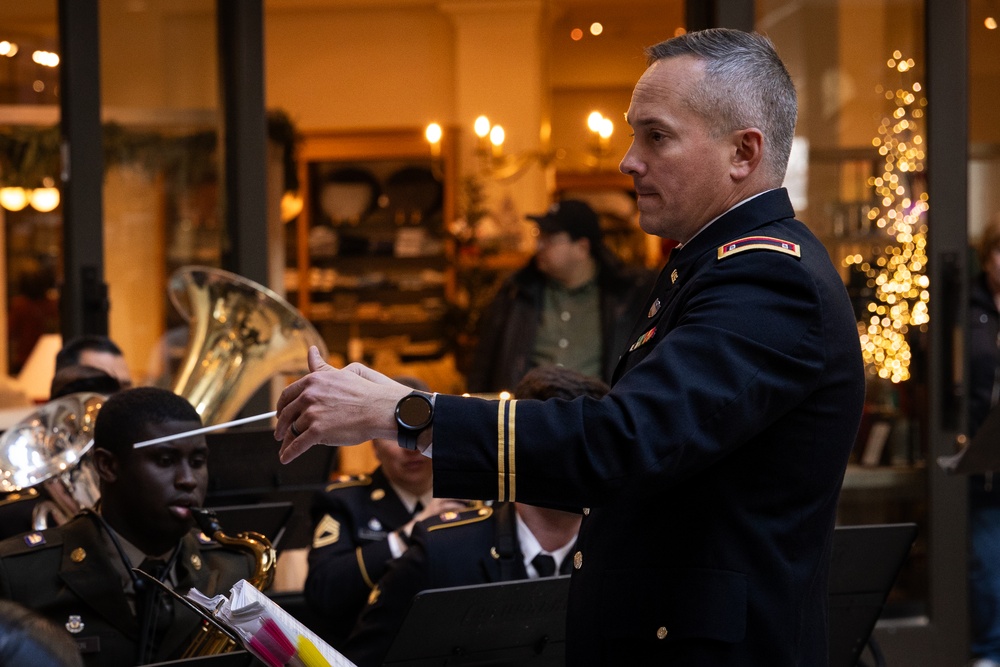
[382, 576, 571, 667]
[938, 401, 1000, 474]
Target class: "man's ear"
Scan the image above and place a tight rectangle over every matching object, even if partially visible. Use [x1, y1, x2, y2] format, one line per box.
[730, 128, 764, 181]
[92, 447, 119, 484]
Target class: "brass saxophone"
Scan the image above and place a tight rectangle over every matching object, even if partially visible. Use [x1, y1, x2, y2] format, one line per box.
[180, 507, 278, 657]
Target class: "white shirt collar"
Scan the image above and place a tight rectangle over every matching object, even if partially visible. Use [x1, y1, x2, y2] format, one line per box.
[678, 189, 776, 249]
[387, 481, 433, 514]
[515, 510, 576, 578]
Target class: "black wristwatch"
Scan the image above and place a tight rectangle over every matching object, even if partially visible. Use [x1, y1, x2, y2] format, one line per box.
[395, 391, 434, 451]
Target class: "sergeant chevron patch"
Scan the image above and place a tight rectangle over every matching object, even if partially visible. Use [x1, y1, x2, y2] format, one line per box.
[718, 236, 800, 259]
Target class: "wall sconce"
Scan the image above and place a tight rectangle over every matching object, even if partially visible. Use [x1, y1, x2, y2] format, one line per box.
[0, 187, 30, 211]
[587, 111, 614, 167]
[426, 115, 553, 182]
[0, 178, 61, 213]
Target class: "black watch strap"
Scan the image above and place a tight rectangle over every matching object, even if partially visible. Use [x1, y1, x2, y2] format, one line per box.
[395, 391, 435, 451]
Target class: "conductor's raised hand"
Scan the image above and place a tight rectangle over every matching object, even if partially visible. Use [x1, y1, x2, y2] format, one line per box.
[275, 346, 412, 463]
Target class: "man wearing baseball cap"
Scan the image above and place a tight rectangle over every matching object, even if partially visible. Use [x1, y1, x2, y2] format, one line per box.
[466, 199, 653, 392]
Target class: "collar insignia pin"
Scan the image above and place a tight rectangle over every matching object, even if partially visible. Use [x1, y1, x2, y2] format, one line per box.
[66, 615, 85, 633]
[670, 269, 678, 284]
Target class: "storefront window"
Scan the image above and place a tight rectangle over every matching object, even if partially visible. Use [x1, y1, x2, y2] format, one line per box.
[0, 1, 60, 399]
[757, 0, 928, 618]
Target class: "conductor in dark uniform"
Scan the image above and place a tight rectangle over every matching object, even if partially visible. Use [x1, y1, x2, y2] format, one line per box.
[0, 387, 256, 666]
[305, 377, 467, 645]
[276, 29, 866, 667]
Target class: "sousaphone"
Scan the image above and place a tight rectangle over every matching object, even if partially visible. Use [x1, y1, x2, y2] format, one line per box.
[168, 265, 328, 425]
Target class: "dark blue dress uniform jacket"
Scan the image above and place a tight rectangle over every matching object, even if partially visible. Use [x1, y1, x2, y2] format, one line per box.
[432, 189, 866, 666]
[305, 466, 415, 645]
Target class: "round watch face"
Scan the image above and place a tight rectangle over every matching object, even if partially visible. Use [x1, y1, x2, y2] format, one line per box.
[396, 394, 432, 430]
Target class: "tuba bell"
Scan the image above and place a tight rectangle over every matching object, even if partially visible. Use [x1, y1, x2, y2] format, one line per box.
[168, 266, 328, 425]
[0, 392, 105, 530]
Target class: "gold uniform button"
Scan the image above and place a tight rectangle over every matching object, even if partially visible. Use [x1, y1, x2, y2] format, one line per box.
[70, 548, 86, 563]
[582, 508, 590, 516]
[656, 627, 668, 640]
[573, 551, 583, 570]
[370, 488, 385, 501]
[190, 554, 202, 570]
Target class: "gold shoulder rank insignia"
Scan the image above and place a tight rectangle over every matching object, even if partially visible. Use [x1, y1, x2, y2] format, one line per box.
[313, 514, 341, 548]
[427, 506, 494, 532]
[718, 236, 801, 260]
[324, 474, 371, 492]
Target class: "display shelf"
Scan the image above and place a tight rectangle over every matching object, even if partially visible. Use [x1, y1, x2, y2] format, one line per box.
[288, 129, 457, 364]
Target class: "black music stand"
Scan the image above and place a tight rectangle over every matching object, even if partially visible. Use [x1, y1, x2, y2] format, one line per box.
[828, 523, 918, 667]
[382, 576, 571, 667]
[204, 429, 337, 550]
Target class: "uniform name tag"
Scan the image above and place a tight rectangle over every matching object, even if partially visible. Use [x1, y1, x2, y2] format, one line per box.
[75, 636, 101, 654]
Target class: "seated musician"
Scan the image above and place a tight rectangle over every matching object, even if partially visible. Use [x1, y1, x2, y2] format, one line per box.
[342, 366, 609, 667]
[0, 387, 259, 666]
[304, 376, 468, 646]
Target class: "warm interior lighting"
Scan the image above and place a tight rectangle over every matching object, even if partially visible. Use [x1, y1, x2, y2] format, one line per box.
[425, 123, 442, 145]
[598, 117, 613, 139]
[587, 111, 604, 132]
[590, 23, 603, 36]
[0, 40, 17, 57]
[489, 125, 505, 148]
[0, 187, 30, 211]
[280, 191, 304, 222]
[29, 187, 59, 212]
[473, 115, 491, 139]
[570, 28, 583, 41]
[31, 50, 59, 67]
[987, 16, 998, 29]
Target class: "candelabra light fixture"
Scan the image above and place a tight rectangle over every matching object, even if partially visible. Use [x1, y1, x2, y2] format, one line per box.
[586, 111, 615, 168]
[425, 110, 616, 181]
[0, 178, 60, 213]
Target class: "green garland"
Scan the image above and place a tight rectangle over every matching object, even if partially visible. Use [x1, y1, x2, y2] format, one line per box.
[0, 109, 300, 192]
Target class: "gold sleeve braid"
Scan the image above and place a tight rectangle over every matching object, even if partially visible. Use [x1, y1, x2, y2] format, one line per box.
[496, 398, 518, 502]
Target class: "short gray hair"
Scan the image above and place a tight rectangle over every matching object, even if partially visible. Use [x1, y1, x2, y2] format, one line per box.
[646, 29, 797, 182]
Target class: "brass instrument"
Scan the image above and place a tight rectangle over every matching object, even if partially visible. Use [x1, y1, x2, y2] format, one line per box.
[168, 266, 328, 425]
[180, 507, 278, 658]
[0, 393, 104, 529]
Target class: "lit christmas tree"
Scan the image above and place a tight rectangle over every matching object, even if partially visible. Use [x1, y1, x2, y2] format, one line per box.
[846, 50, 930, 384]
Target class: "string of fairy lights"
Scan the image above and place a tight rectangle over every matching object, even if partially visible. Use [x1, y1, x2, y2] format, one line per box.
[845, 50, 930, 384]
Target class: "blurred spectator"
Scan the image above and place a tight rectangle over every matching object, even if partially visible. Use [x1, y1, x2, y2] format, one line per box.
[466, 199, 652, 393]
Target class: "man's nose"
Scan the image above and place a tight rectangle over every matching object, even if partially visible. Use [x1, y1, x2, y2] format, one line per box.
[619, 147, 641, 176]
[176, 463, 198, 488]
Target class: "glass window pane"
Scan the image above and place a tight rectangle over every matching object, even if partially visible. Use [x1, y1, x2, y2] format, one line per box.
[99, 0, 220, 387]
[0, 1, 60, 401]
[757, 0, 928, 618]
